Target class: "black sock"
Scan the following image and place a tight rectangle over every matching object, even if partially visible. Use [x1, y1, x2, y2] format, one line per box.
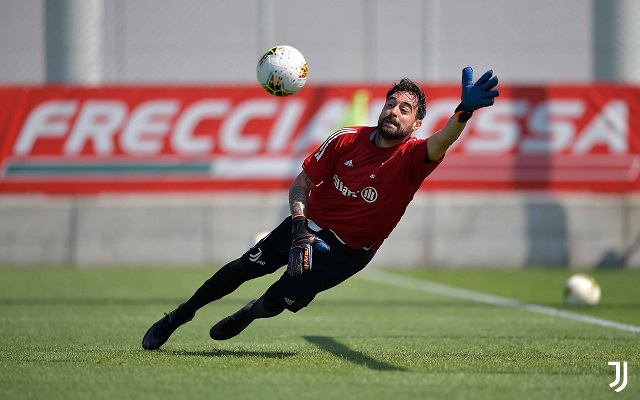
[252, 295, 284, 319]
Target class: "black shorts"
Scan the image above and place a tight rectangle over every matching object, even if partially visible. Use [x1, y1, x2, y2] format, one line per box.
[241, 216, 375, 312]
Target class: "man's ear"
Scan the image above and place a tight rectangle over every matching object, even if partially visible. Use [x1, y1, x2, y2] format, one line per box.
[412, 119, 422, 132]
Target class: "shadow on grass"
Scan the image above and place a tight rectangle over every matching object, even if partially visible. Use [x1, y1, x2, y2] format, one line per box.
[303, 335, 406, 372]
[168, 349, 297, 359]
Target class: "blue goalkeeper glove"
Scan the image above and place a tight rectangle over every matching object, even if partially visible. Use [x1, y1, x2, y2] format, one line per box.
[288, 215, 330, 277]
[457, 67, 499, 122]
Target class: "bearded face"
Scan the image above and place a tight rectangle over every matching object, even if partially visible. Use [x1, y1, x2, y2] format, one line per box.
[376, 91, 422, 143]
[377, 114, 414, 141]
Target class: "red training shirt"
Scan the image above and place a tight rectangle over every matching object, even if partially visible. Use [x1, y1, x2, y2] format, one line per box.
[303, 126, 442, 251]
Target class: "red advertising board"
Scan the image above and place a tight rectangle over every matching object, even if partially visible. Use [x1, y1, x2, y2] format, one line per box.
[0, 84, 638, 194]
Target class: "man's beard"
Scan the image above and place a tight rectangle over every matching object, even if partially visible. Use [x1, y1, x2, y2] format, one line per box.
[377, 117, 411, 142]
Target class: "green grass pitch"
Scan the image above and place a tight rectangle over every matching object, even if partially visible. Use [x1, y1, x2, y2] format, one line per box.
[1, 267, 638, 400]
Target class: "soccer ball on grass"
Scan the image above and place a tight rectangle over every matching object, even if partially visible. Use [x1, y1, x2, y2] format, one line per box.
[563, 273, 601, 307]
[257, 45, 308, 97]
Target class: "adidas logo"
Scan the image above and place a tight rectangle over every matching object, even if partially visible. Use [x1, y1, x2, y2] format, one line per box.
[284, 297, 295, 306]
[344, 159, 353, 167]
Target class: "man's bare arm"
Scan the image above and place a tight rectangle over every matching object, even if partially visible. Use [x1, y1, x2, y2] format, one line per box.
[289, 170, 316, 217]
[426, 116, 466, 162]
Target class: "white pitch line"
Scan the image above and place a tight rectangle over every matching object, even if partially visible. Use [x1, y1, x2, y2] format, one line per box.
[363, 270, 640, 334]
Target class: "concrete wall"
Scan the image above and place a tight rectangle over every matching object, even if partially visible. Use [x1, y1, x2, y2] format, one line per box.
[375, 194, 640, 269]
[1, 193, 638, 269]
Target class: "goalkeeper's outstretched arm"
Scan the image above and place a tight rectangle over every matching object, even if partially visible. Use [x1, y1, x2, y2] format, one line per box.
[427, 66, 499, 162]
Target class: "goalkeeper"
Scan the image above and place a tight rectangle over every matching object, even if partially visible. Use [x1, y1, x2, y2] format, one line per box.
[142, 67, 499, 350]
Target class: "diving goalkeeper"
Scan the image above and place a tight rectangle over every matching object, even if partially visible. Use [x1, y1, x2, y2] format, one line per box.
[142, 67, 499, 350]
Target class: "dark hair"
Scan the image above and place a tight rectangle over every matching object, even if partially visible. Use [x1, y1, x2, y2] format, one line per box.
[386, 78, 426, 120]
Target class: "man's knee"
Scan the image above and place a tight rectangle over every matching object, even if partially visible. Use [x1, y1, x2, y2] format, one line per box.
[259, 286, 315, 315]
[285, 297, 313, 313]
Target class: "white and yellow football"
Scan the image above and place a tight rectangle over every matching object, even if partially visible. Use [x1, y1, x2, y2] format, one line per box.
[564, 273, 601, 307]
[257, 45, 308, 97]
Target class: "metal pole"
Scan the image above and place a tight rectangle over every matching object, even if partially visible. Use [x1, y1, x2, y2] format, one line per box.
[257, 0, 274, 53]
[46, 0, 104, 84]
[593, 0, 640, 83]
[422, 0, 439, 82]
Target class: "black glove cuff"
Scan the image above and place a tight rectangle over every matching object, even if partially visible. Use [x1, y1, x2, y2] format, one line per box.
[291, 215, 309, 237]
[455, 102, 473, 123]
